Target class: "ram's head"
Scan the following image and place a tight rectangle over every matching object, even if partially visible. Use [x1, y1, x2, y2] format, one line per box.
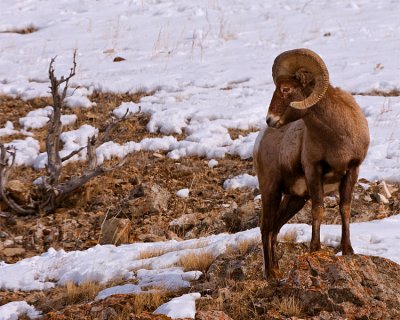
[266, 48, 329, 128]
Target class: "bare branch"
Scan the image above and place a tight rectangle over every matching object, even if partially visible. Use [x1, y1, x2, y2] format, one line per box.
[61, 146, 86, 162]
[98, 108, 131, 145]
[87, 136, 97, 170]
[46, 51, 77, 186]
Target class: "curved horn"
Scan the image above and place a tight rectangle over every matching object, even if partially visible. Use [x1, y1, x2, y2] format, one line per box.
[272, 48, 329, 109]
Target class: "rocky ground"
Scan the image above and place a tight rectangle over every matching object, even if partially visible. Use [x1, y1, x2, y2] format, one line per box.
[1, 93, 400, 319]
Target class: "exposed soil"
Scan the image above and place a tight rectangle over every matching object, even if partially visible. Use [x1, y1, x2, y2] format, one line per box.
[0, 93, 399, 319]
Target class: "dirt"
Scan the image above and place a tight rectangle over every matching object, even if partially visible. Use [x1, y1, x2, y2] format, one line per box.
[0, 93, 399, 319]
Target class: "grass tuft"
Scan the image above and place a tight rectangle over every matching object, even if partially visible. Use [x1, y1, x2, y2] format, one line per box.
[275, 296, 303, 317]
[278, 228, 298, 243]
[64, 281, 103, 305]
[177, 250, 215, 274]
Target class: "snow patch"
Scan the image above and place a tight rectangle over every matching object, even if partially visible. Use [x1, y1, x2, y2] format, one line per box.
[223, 174, 259, 190]
[0, 301, 41, 320]
[176, 188, 190, 198]
[154, 293, 201, 319]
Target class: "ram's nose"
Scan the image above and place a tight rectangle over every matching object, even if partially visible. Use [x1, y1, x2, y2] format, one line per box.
[266, 115, 280, 128]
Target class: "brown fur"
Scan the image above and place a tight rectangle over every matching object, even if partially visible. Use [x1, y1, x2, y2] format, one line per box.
[254, 77, 370, 279]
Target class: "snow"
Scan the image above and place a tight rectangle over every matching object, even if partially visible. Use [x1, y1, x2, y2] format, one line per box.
[208, 159, 218, 168]
[176, 188, 190, 198]
[223, 173, 259, 190]
[0, 0, 398, 179]
[95, 283, 141, 300]
[154, 293, 201, 319]
[64, 87, 96, 109]
[0, 301, 41, 320]
[112, 102, 141, 118]
[0, 121, 19, 137]
[5, 137, 40, 167]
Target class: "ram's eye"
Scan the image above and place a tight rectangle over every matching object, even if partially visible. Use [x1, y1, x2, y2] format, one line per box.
[280, 86, 291, 94]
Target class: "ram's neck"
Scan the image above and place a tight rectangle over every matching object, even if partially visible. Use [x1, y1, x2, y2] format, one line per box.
[302, 85, 364, 146]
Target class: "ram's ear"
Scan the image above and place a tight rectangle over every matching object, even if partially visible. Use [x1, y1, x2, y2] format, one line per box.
[295, 68, 314, 88]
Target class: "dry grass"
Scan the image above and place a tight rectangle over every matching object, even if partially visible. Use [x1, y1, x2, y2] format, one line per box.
[138, 247, 175, 260]
[0, 25, 38, 34]
[35, 281, 104, 313]
[274, 296, 303, 317]
[118, 291, 168, 316]
[352, 89, 400, 97]
[218, 280, 270, 319]
[226, 238, 259, 256]
[278, 228, 298, 243]
[177, 250, 215, 274]
[64, 281, 103, 305]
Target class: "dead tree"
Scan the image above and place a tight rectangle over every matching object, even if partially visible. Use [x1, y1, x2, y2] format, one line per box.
[0, 52, 128, 215]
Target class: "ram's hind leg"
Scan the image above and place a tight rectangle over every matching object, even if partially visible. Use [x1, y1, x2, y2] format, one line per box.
[260, 182, 281, 279]
[271, 195, 308, 269]
[339, 165, 359, 255]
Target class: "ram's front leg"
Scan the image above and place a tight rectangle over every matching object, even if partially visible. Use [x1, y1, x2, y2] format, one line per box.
[305, 164, 324, 252]
[259, 182, 282, 278]
[339, 165, 359, 255]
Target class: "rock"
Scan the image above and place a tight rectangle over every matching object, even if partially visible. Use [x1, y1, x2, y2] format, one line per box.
[0, 231, 9, 238]
[6, 179, 29, 203]
[221, 201, 258, 232]
[3, 239, 14, 247]
[113, 56, 126, 62]
[221, 202, 240, 232]
[130, 185, 145, 199]
[99, 218, 132, 245]
[281, 251, 400, 319]
[14, 236, 23, 244]
[169, 213, 200, 233]
[2, 247, 26, 257]
[196, 310, 233, 320]
[207, 257, 245, 282]
[380, 181, 392, 199]
[148, 184, 171, 213]
[135, 312, 172, 319]
[131, 184, 171, 216]
[377, 193, 389, 204]
[99, 307, 118, 320]
[136, 233, 166, 242]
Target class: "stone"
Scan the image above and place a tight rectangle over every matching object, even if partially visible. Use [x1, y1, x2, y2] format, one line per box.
[380, 181, 392, 199]
[6, 179, 29, 203]
[169, 213, 200, 233]
[136, 233, 166, 242]
[281, 251, 400, 319]
[99, 307, 117, 320]
[148, 184, 171, 213]
[2, 247, 26, 257]
[135, 312, 173, 319]
[99, 218, 132, 245]
[196, 310, 233, 320]
[3, 239, 14, 247]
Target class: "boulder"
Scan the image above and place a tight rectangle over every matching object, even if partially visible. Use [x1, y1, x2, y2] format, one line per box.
[99, 218, 131, 245]
[2, 247, 26, 257]
[281, 251, 400, 319]
[6, 179, 29, 203]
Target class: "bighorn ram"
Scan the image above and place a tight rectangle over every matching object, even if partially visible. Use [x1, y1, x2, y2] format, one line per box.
[254, 48, 370, 278]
